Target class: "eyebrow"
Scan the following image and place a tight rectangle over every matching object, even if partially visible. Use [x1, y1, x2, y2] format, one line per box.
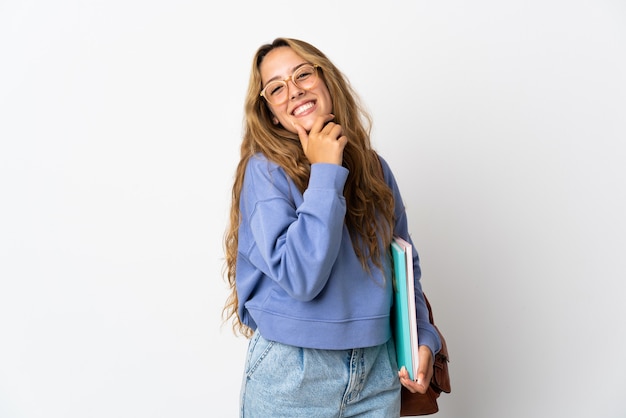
[265, 62, 310, 84]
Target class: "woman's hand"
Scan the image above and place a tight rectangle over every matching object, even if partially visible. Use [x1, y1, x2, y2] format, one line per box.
[292, 114, 347, 165]
[398, 345, 434, 394]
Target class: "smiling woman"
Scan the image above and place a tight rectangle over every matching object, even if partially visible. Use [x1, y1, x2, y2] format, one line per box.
[221, 37, 442, 417]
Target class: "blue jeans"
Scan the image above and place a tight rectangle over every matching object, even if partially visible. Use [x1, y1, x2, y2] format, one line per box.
[240, 330, 401, 417]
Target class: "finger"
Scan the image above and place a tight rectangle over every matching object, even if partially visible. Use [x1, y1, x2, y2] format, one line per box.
[322, 122, 343, 138]
[292, 121, 309, 150]
[402, 378, 427, 394]
[398, 367, 422, 394]
[310, 114, 336, 135]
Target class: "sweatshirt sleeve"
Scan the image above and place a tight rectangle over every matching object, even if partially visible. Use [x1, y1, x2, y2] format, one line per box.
[379, 155, 443, 356]
[241, 156, 349, 301]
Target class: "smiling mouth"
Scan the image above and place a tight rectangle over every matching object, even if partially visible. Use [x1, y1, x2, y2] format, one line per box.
[292, 101, 315, 116]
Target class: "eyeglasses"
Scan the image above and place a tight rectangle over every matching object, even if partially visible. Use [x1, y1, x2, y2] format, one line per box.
[260, 64, 319, 106]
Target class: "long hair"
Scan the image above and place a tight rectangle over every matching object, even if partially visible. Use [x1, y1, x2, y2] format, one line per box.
[222, 38, 395, 337]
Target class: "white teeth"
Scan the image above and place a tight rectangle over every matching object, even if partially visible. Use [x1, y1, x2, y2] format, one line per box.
[293, 102, 314, 116]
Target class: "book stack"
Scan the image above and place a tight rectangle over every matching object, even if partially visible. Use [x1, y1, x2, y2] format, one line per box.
[391, 235, 419, 381]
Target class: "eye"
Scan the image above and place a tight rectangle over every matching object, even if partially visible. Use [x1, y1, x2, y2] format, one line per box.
[267, 82, 285, 97]
[295, 67, 314, 81]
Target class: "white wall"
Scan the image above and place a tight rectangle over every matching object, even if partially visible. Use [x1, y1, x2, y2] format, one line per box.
[1, 1, 625, 417]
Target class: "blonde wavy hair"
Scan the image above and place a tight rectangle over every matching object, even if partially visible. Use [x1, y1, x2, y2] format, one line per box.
[222, 38, 395, 337]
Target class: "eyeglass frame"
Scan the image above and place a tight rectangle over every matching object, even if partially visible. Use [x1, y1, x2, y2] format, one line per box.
[259, 64, 320, 105]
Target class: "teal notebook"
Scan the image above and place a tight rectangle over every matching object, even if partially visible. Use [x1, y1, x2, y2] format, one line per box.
[391, 236, 419, 380]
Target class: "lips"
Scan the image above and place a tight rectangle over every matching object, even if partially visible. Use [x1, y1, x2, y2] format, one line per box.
[292, 101, 315, 116]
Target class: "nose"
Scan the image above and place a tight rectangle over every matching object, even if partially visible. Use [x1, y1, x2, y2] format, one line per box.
[287, 77, 304, 100]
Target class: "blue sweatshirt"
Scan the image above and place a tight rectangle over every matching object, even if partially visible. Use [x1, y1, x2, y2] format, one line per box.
[236, 152, 441, 354]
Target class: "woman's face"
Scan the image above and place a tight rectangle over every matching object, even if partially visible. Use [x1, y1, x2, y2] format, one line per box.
[259, 46, 333, 133]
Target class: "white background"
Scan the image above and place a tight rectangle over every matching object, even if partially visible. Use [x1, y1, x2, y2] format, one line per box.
[1, 1, 625, 417]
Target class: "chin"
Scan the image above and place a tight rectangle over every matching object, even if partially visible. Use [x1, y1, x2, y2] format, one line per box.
[294, 118, 315, 133]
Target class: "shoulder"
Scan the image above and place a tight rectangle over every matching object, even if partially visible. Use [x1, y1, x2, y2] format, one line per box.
[376, 153, 391, 172]
[244, 153, 285, 180]
[374, 153, 397, 185]
[246, 153, 279, 172]
[243, 153, 292, 192]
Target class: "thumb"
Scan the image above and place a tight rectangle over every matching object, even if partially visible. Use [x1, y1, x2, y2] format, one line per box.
[415, 347, 434, 389]
[292, 121, 308, 151]
[415, 371, 429, 390]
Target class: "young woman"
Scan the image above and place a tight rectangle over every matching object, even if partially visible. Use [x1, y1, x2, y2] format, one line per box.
[223, 37, 441, 417]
